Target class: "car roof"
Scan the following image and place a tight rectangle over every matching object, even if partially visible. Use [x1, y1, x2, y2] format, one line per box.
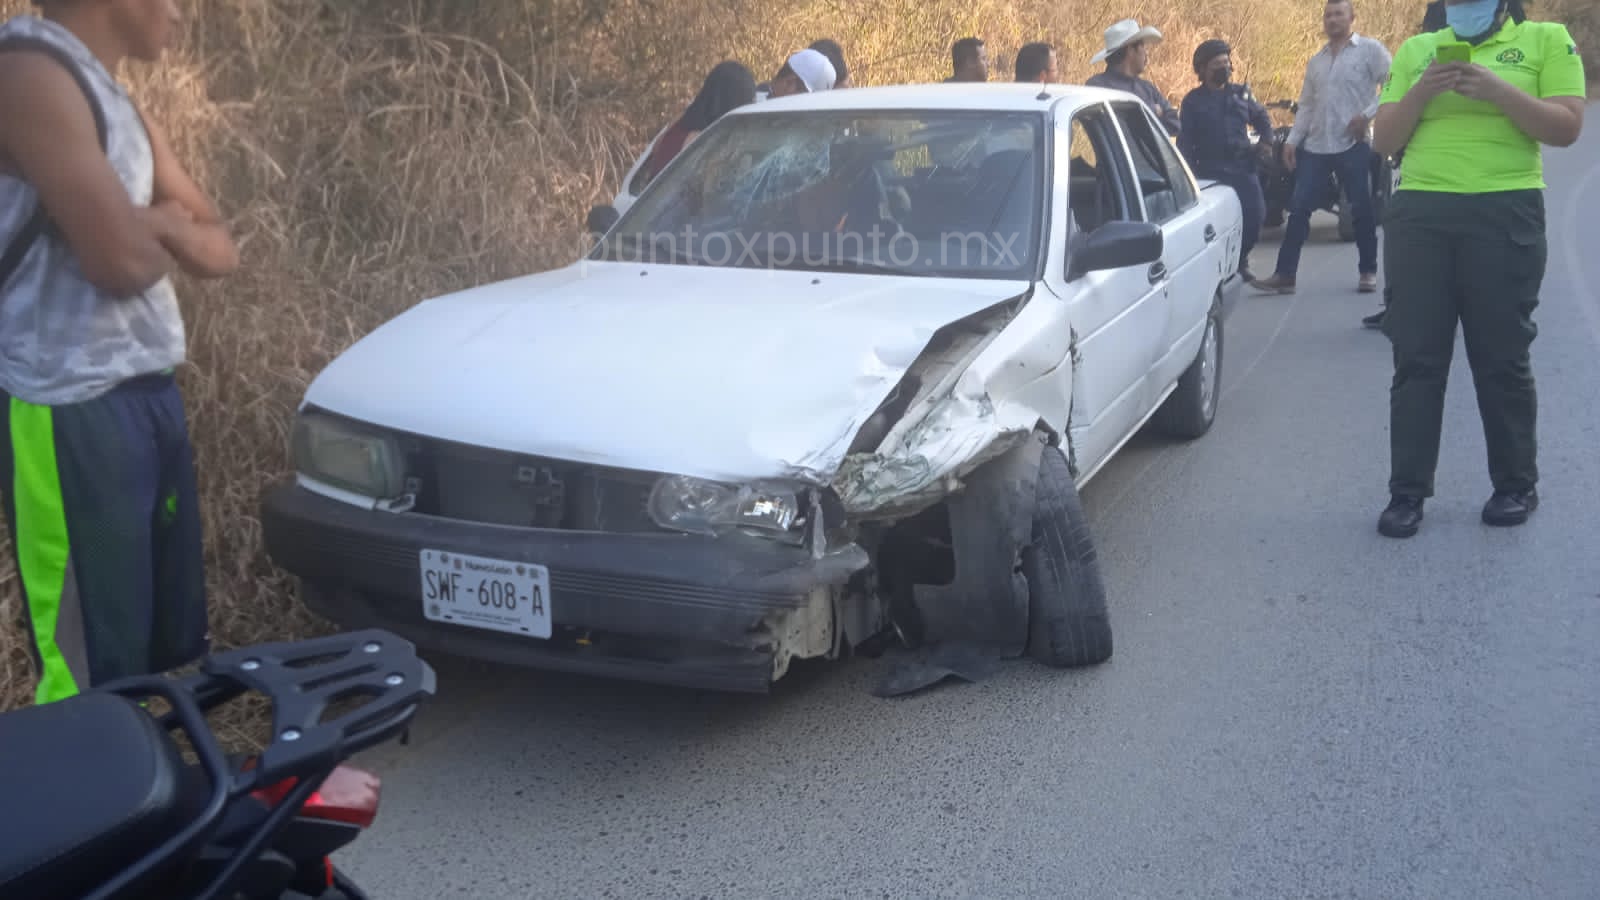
[729, 82, 1133, 117]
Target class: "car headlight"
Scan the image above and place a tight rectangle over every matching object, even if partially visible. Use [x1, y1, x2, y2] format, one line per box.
[291, 412, 405, 499]
[647, 475, 803, 538]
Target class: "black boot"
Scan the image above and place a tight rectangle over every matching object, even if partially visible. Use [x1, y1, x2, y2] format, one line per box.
[1378, 495, 1424, 538]
[1482, 488, 1538, 527]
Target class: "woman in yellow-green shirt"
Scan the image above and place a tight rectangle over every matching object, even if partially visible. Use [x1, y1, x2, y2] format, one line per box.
[1370, 0, 1585, 539]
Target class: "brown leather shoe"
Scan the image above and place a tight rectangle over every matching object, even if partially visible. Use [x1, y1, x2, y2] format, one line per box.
[1358, 273, 1379, 293]
[1252, 273, 1296, 294]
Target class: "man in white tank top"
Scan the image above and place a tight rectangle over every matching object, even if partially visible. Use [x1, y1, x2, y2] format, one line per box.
[0, 0, 238, 704]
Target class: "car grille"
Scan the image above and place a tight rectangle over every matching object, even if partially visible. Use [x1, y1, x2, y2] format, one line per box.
[411, 437, 662, 533]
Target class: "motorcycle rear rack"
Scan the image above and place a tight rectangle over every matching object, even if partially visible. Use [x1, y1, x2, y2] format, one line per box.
[84, 628, 436, 900]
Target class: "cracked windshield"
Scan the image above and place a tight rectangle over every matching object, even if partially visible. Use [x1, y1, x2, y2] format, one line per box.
[599, 112, 1043, 277]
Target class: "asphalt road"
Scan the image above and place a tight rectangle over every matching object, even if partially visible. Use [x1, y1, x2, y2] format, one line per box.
[340, 127, 1600, 899]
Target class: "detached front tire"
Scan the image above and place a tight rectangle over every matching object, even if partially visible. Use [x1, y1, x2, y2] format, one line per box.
[1023, 445, 1112, 668]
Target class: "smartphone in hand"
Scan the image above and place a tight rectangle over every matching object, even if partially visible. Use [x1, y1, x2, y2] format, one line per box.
[1435, 43, 1472, 65]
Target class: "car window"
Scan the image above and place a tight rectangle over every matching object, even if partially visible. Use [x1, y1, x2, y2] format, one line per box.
[595, 110, 1047, 280]
[1113, 102, 1196, 225]
[1066, 106, 1135, 235]
[1148, 120, 1200, 213]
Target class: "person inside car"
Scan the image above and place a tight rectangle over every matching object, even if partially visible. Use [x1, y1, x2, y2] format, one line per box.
[771, 138, 893, 237]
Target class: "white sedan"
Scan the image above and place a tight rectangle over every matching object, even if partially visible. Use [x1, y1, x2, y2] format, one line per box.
[262, 83, 1248, 692]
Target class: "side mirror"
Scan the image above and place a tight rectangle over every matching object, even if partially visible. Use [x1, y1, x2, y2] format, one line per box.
[586, 204, 620, 238]
[1067, 221, 1164, 281]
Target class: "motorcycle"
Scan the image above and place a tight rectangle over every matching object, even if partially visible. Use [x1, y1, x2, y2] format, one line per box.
[0, 628, 436, 900]
[1257, 98, 1397, 242]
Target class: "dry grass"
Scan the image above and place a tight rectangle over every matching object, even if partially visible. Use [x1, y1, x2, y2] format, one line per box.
[0, 0, 1593, 714]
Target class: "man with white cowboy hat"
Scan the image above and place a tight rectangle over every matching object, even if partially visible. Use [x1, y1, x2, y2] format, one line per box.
[1086, 18, 1181, 136]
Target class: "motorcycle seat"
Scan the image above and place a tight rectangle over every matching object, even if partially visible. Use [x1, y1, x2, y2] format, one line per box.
[0, 691, 194, 900]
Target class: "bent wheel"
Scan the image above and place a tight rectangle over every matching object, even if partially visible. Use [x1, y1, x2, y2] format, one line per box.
[1022, 446, 1112, 668]
[1151, 293, 1224, 440]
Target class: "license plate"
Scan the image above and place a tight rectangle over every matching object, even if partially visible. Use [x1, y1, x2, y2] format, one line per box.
[419, 549, 551, 639]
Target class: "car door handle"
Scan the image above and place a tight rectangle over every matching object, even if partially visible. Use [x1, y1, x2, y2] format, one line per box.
[1204, 224, 1217, 243]
[1148, 262, 1167, 284]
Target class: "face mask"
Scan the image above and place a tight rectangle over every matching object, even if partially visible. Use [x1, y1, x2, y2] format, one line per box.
[1208, 67, 1231, 86]
[1446, 0, 1501, 39]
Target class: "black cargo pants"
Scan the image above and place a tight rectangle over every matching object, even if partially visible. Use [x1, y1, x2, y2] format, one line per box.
[1381, 189, 1547, 499]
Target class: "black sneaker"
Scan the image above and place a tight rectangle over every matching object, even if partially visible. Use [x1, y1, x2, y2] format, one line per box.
[1362, 309, 1386, 329]
[1378, 495, 1424, 538]
[1482, 488, 1539, 527]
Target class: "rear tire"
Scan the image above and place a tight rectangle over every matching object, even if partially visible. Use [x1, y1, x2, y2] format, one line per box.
[1023, 446, 1112, 668]
[1151, 293, 1224, 440]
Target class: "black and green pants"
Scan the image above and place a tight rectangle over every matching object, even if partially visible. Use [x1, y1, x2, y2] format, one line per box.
[1381, 189, 1547, 499]
[0, 372, 209, 704]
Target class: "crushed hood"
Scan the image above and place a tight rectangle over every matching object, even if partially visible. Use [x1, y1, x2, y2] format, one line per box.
[304, 261, 1029, 483]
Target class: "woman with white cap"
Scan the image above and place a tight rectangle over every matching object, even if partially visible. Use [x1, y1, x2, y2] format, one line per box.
[1086, 18, 1182, 136]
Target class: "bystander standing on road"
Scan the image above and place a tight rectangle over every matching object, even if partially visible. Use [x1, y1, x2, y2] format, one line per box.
[1253, 0, 1392, 296]
[0, 0, 239, 704]
[1371, 0, 1586, 538]
[1179, 39, 1275, 284]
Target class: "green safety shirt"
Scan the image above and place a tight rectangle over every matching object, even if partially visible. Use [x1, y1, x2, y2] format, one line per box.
[1380, 18, 1586, 193]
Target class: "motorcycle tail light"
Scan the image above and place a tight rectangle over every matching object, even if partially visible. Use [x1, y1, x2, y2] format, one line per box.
[249, 763, 383, 829]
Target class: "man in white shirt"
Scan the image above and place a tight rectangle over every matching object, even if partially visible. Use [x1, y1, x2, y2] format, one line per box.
[1253, 0, 1391, 294]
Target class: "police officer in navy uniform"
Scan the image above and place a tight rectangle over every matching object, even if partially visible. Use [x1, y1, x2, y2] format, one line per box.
[1178, 39, 1275, 284]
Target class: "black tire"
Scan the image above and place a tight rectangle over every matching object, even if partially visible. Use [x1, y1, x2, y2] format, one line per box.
[1023, 446, 1112, 668]
[1151, 292, 1223, 439]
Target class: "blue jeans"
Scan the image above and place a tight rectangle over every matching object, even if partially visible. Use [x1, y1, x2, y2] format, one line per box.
[1274, 142, 1378, 278]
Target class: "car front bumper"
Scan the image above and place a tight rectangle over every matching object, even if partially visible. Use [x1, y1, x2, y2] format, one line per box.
[260, 482, 870, 693]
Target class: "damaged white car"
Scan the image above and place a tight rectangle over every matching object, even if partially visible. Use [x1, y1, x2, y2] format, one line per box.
[261, 84, 1247, 692]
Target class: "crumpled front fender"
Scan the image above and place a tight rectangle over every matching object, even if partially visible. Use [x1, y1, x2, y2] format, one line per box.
[830, 285, 1075, 521]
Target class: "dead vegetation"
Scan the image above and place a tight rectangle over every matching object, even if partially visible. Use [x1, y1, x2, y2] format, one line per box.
[0, 0, 1592, 711]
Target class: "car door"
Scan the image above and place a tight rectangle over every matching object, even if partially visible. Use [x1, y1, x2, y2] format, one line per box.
[1050, 102, 1166, 474]
[1108, 101, 1213, 396]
